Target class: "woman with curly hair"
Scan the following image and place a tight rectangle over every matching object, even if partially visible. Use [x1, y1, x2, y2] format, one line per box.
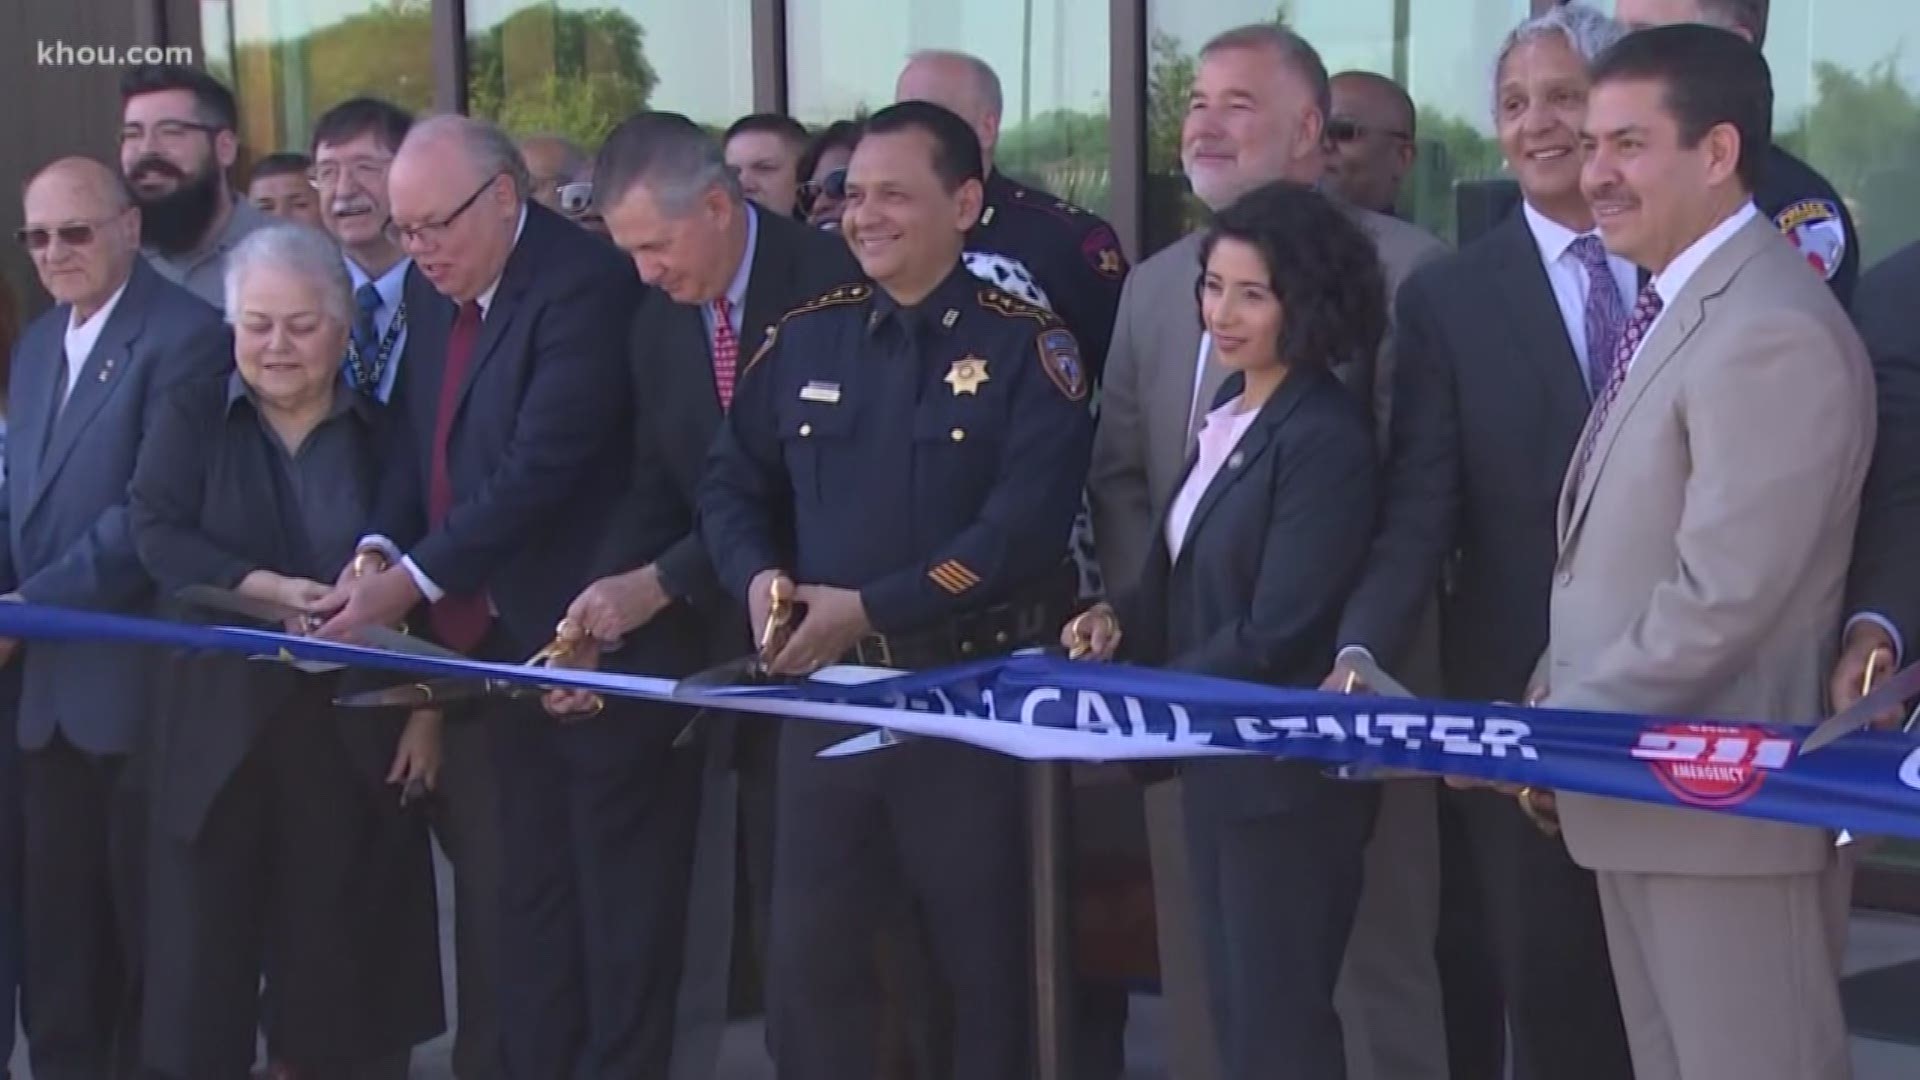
[1062, 179, 1387, 1079]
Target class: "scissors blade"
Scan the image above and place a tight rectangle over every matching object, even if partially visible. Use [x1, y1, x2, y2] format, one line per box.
[334, 679, 495, 709]
[673, 655, 794, 697]
[1326, 656, 1431, 781]
[1801, 659, 1920, 753]
[177, 584, 304, 625]
[352, 626, 469, 661]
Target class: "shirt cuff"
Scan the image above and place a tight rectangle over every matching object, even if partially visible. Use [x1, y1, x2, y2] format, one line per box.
[356, 535, 401, 564]
[400, 556, 444, 603]
[1336, 644, 1377, 666]
[1847, 612, 1904, 666]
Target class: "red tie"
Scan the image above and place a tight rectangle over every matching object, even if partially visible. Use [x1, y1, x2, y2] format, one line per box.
[711, 296, 739, 410]
[427, 300, 492, 653]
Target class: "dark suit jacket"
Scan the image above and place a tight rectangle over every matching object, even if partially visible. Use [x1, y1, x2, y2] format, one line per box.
[1117, 363, 1377, 817]
[1845, 239, 1920, 648]
[130, 374, 407, 840]
[0, 258, 228, 753]
[374, 202, 639, 655]
[607, 204, 859, 660]
[1337, 208, 1593, 701]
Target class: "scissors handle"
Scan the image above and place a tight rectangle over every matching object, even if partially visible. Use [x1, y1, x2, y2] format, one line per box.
[759, 575, 796, 657]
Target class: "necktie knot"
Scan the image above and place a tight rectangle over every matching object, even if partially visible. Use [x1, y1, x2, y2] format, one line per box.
[458, 299, 483, 328]
[354, 282, 382, 316]
[1570, 233, 1611, 272]
[713, 295, 733, 321]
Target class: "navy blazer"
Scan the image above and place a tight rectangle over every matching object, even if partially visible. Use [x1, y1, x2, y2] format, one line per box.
[1118, 363, 1378, 816]
[0, 259, 228, 753]
[374, 203, 640, 655]
[603, 204, 859, 661]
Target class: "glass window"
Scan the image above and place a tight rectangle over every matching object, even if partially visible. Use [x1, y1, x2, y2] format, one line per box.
[1144, 0, 1532, 253]
[465, 0, 754, 149]
[785, 0, 1113, 215]
[202, 0, 435, 159]
[1591, 0, 1920, 270]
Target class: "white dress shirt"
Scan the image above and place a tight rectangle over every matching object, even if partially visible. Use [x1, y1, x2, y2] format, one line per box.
[1629, 201, 1760, 374]
[61, 279, 130, 404]
[1165, 395, 1261, 563]
[1522, 201, 1638, 379]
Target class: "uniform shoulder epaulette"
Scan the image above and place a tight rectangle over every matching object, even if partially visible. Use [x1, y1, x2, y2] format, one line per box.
[781, 281, 872, 322]
[976, 286, 1057, 325]
[745, 282, 873, 373]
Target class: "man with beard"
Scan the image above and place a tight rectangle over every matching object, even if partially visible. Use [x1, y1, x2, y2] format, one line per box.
[119, 63, 269, 309]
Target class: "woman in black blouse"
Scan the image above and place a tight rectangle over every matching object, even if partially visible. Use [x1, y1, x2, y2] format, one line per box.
[129, 223, 442, 1080]
[1064, 181, 1387, 1079]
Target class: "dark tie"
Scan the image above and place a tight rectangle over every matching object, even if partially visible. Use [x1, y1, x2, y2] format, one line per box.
[1570, 235, 1627, 398]
[427, 300, 491, 652]
[348, 282, 383, 394]
[1569, 283, 1664, 496]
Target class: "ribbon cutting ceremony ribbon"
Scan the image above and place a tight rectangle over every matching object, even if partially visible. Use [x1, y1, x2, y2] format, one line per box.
[2, 602, 1918, 838]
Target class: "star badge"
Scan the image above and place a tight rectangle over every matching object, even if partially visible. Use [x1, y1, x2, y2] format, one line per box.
[945, 356, 990, 395]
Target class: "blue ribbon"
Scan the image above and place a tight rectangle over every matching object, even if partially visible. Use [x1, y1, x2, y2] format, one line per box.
[2, 603, 1917, 839]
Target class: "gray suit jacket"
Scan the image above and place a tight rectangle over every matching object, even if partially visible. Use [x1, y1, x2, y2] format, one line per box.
[1, 259, 227, 753]
[1088, 205, 1444, 596]
[1546, 215, 1875, 876]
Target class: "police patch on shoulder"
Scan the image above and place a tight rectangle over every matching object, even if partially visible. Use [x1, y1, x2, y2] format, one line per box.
[1772, 199, 1846, 282]
[1037, 329, 1087, 402]
[1081, 224, 1126, 280]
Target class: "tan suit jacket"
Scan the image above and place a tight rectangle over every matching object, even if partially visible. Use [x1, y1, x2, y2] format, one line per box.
[1547, 214, 1876, 877]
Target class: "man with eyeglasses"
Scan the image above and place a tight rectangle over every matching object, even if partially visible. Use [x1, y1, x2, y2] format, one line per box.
[118, 63, 268, 309]
[5, 156, 228, 1079]
[314, 115, 648, 1077]
[518, 134, 604, 234]
[1325, 71, 1417, 218]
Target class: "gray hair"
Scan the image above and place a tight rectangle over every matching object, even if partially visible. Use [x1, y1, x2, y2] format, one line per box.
[905, 49, 1005, 119]
[1201, 23, 1333, 126]
[405, 113, 532, 202]
[223, 222, 354, 326]
[592, 111, 742, 218]
[1492, 3, 1628, 114]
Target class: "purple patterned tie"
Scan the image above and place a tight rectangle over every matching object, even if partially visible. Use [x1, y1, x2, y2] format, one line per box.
[1569, 282, 1664, 496]
[1570, 234, 1628, 397]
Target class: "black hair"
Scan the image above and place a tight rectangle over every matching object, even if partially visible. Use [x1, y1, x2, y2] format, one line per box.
[119, 63, 238, 132]
[310, 96, 414, 157]
[857, 101, 984, 193]
[725, 112, 810, 152]
[1198, 180, 1386, 371]
[247, 152, 311, 184]
[1591, 23, 1771, 192]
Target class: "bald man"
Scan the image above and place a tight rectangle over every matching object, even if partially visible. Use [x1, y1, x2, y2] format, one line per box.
[1326, 71, 1417, 216]
[519, 134, 594, 220]
[6, 157, 227, 1077]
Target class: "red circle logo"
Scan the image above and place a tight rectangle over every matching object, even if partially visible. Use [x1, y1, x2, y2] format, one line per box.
[1640, 723, 1773, 808]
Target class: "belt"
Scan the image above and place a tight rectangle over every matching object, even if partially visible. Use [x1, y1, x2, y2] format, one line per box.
[846, 594, 1071, 670]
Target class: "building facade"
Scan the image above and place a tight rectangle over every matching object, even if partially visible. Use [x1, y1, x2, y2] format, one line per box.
[7, 0, 1920, 906]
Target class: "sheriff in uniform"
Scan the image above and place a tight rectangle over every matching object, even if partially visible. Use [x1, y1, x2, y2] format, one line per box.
[967, 171, 1128, 379]
[699, 101, 1093, 1080]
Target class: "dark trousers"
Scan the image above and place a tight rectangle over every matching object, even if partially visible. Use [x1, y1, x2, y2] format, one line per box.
[0, 665, 21, 1069]
[427, 704, 506, 1080]
[492, 698, 702, 1079]
[141, 691, 442, 1080]
[23, 733, 144, 1080]
[769, 723, 1031, 1080]
[1183, 769, 1379, 1080]
[1435, 788, 1506, 1080]
[1452, 787, 1635, 1080]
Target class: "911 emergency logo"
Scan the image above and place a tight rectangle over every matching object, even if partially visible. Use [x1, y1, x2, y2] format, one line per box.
[1632, 723, 1795, 808]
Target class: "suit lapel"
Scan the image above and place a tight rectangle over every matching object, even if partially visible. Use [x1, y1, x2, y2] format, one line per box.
[8, 316, 60, 515]
[1490, 213, 1590, 427]
[1172, 370, 1310, 564]
[449, 206, 556, 426]
[670, 303, 721, 421]
[741, 206, 790, 361]
[1559, 216, 1776, 546]
[1151, 233, 1207, 487]
[31, 268, 149, 517]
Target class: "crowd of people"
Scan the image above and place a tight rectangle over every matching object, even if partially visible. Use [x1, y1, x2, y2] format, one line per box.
[0, 0, 1912, 1079]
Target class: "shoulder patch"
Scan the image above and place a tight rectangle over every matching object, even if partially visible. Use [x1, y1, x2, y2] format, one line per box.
[1036, 328, 1087, 402]
[1081, 224, 1127, 281]
[782, 282, 873, 321]
[977, 287, 1055, 325]
[1772, 199, 1847, 282]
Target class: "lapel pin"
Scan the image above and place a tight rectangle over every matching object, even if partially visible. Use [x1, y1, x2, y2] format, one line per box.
[1228, 451, 1244, 469]
[97, 357, 116, 382]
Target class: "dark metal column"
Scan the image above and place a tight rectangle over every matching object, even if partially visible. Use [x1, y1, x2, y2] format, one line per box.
[1029, 759, 1076, 1080]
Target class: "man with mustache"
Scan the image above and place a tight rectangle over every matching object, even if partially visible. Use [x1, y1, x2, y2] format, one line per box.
[119, 63, 268, 309]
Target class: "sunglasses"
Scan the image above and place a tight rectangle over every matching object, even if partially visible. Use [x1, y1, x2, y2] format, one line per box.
[799, 167, 848, 205]
[15, 217, 117, 251]
[557, 180, 594, 215]
[1326, 118, 1413, 144]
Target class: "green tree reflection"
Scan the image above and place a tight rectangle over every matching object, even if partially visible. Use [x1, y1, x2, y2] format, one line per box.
[467, 3, 658, 149]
